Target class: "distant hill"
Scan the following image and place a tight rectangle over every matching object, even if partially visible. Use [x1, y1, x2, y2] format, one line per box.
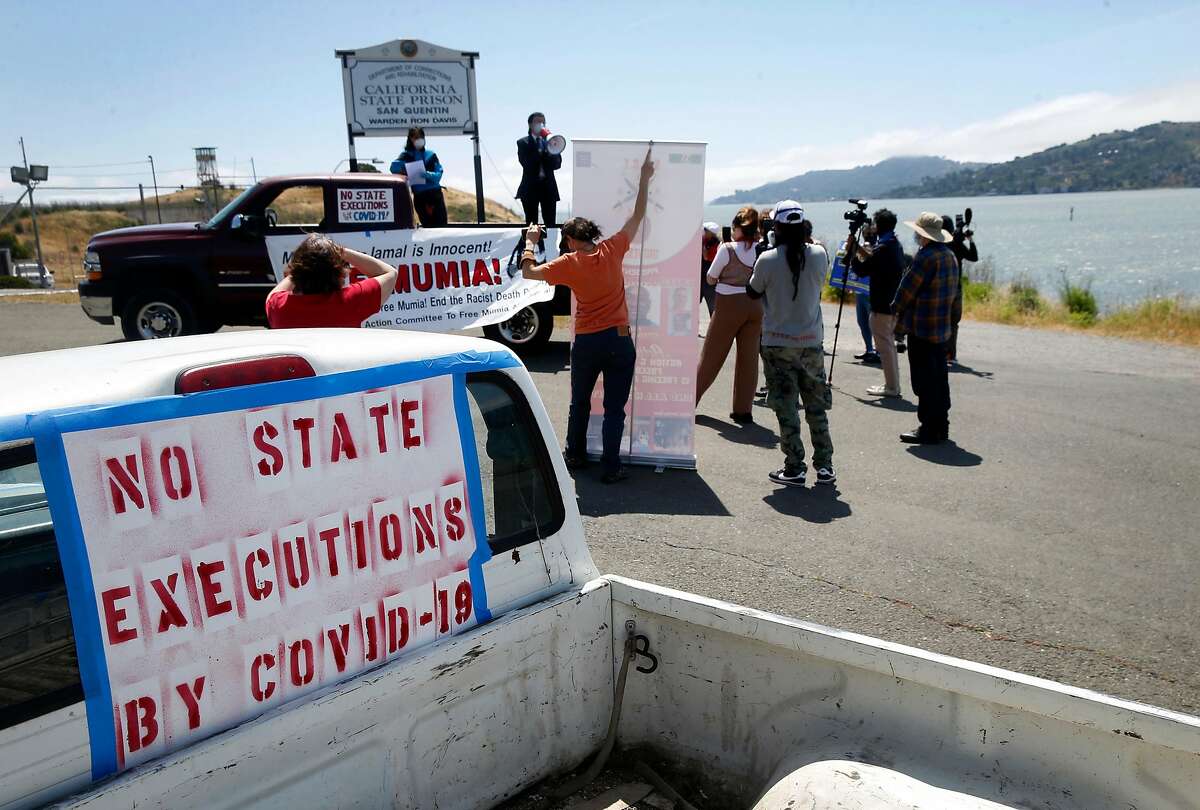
[886, 122, 1200, 197]
[711, 156, 980, 204]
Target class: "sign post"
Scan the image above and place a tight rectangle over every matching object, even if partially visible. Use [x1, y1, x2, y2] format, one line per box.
[336, 39, 485, 222]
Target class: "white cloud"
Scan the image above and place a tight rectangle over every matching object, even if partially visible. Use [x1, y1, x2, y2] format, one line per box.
[703, 80, 1200, 199]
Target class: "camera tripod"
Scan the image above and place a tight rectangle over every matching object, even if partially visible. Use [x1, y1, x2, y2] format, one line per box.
[827, 217, 867, 384]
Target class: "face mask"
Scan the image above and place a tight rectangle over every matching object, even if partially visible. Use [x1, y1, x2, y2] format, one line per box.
[413, 138, 425, 150]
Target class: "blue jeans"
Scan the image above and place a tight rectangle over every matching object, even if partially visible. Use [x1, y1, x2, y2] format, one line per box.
[855, 293, 874, 353]
[567, 327, 636, 472]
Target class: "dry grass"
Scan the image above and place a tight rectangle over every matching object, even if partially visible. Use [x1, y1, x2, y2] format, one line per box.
[962, 283, 1200, 347]
[0, 291, 80, 305]
[1, 210, 137, 288]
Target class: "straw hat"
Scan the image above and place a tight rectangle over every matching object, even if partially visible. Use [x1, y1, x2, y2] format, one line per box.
[903, 211, 953, 243]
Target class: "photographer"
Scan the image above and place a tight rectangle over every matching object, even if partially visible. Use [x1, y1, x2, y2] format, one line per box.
[517, 112, 562, 225]
[942, 214, 979, 365]
[696, 207, 763, 425]
[852, 221, 878, 365]
[849, 209, 904, 397]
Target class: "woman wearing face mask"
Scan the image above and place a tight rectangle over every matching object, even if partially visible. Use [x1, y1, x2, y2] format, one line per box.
[695, 206, 763, 424]
[390, 127, 447, 227]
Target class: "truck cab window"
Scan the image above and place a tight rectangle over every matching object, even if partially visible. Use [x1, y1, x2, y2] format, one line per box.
[263, 185, 325, 228]
[465, 374, 564, 554]
[0, 444, 82, 730]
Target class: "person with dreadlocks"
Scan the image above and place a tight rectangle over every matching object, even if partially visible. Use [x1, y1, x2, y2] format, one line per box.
[746, 200, 835, 487]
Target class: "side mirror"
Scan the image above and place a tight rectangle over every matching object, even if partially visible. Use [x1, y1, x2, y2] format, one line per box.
[231, 213, 266, 238]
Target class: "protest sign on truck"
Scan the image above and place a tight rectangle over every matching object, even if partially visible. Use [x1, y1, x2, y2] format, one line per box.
[35, 359, 494, 775]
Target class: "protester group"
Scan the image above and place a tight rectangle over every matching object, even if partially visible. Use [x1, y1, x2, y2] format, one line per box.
[266, 112, 978, 489]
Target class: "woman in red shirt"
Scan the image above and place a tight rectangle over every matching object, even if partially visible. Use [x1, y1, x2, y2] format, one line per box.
[521, 151, 655, 483]
[265, 234, 398, 329]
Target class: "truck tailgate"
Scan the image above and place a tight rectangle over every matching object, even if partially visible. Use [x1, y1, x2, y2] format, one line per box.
[51, 583, 613, 810]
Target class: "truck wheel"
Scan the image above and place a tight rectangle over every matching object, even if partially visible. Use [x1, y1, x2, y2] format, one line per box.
[121, 290, 197, 340]
[483, 302, 555, 353]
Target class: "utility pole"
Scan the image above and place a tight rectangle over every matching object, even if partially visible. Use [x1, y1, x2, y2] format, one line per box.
[18, 137, 46, 285]
[250, 157, 258, 183]
[138, 184, 149, 224]
[148, 155, 162, 223]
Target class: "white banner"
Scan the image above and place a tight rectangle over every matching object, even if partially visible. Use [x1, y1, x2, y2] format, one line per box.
[267, 228, 556, 332]
[572, 140, 706, 469]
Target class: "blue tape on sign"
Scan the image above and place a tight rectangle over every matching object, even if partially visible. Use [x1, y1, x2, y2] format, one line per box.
[0, 413, 31, 443]
[26, 350, 521, 436]
[21, 348, 520, 780]
[453, 373, 493, 624]
[31, 429, 118, 779]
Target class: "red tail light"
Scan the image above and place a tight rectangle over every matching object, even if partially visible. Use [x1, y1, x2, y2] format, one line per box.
[175, 355, 315, 394]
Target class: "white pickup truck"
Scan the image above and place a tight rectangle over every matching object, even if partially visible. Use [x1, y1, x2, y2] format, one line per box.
[1, 330, 1197, 810]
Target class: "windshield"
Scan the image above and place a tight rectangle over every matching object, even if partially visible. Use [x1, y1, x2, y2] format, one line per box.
[204, 184, 258, 228]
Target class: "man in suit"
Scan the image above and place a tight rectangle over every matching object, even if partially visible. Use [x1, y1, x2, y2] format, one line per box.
[517, 112, 562, 225]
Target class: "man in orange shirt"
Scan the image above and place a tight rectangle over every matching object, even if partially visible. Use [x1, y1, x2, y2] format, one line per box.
[522, 150, 655, 483]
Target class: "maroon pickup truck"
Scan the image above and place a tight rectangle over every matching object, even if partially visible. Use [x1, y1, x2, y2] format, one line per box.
[79, 175, 414, 340]
[79, 174, 570, 351]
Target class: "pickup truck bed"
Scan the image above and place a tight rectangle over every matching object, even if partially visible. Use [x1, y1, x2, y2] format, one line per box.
[48, 576, 1200, 809]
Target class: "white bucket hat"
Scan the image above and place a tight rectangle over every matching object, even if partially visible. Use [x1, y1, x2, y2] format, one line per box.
[903, 211, 953, 243]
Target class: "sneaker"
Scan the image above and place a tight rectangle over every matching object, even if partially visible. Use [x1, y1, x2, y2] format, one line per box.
[815, 467, 836, 485]
[899, 428, 946, 445]
[768, 467, 806, 487]
[895, 341, 907, 354]
[866, 384, 901, 398]
[853, 351, 874, 361]
[754, 385, 769, 398]
[861, 352, 881, 365]
[730, 411, 754, 425]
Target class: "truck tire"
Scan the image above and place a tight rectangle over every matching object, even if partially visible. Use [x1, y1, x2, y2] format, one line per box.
[120, 289, 198, 340]
[483, 302, 555, 353]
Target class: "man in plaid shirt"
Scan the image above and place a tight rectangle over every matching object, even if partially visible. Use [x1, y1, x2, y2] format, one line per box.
[893, 212, 961, 444]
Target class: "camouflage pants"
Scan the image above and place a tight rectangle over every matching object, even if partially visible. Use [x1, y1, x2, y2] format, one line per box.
[760, 345, 833, 470]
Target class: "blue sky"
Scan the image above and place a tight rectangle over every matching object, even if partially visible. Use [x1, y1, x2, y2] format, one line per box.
[3, 0, 1199, 207]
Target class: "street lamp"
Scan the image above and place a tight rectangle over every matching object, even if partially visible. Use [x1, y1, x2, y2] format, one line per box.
[332, 157, 383, 172]
[9, 138, 48, 285]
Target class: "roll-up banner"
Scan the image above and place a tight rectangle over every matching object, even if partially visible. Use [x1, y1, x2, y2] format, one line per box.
[266, 228, 556, 332]
[571, 139, 706, 469]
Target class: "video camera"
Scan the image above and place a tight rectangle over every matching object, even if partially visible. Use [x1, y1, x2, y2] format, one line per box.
[954, 207, 974, 239]
[843, 199, 870, 234]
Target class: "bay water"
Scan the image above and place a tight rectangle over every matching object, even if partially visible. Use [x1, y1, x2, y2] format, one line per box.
[704, 188, 1200, 311]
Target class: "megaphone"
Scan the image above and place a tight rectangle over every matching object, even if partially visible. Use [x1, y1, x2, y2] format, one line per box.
[536, 127, 568, 156]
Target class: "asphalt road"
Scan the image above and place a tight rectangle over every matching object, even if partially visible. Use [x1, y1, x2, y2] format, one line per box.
[3, 297, 1199, 715]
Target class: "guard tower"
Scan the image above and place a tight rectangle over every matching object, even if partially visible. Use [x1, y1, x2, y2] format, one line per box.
[194, 147, 221, 218]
